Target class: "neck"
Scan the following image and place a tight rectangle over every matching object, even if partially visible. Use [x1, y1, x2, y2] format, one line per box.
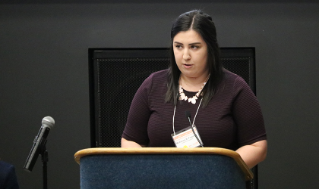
[179, 73, 210, 92]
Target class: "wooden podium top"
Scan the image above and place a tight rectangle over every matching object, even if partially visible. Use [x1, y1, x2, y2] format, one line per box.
[74, 147, 253, 180]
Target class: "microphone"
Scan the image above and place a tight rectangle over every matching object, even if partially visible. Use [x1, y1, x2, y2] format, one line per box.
[185, 111, 192, 126]
[185, 111, 203, 147]
[24, 116, 55, 172]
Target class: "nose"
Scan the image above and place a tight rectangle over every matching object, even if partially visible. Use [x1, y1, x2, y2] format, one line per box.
[182, 49, 191, 60]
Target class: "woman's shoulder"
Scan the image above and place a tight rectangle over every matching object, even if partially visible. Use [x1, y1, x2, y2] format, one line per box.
[149, 69, 168, 80]
[220, 68, 257, 102]
[223, 69, 248, 87]
[139, 69, 168, 91]
[144, 69, 168, 86]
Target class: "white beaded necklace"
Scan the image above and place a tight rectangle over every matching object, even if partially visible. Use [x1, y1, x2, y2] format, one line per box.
[178, 75, 210, 104]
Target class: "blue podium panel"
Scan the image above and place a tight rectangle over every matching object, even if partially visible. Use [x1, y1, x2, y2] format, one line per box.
[80, 154, 246, 189]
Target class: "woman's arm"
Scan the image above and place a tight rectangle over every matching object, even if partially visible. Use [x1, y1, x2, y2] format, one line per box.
[236, 140, 267, 169]
[121, 138, 145, 148]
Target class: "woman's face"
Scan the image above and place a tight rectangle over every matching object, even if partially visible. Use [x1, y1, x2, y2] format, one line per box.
[173, 29, 209, 79]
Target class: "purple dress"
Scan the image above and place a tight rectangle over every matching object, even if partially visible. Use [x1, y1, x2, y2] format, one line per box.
[122, 69, 266, 150]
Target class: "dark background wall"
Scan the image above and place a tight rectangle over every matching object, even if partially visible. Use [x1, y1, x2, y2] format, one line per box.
[0, 1, 318, 188]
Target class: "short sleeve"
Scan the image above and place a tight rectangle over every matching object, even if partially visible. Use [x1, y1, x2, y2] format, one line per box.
[121, 74, 153, 145]
[231, 76, 267, 146]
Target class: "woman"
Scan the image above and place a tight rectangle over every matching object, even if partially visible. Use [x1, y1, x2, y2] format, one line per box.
[121, 10, 267, 168]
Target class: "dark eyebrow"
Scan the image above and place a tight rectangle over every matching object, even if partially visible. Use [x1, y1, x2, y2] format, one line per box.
[189, 42, 201, 45]
[174, 41, 201, 45]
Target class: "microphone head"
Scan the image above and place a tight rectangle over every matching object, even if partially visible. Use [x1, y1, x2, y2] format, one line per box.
[185, 111, 191, 119]
[42, 116, 55, 129]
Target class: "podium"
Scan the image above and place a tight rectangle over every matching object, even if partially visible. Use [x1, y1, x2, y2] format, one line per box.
[74, 148, 253, 189]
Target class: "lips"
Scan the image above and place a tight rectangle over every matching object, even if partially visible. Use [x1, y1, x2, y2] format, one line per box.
[183, 64, 193, 68]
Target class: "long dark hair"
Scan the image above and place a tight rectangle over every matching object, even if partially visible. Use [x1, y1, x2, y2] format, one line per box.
[165, 9, 224, 107]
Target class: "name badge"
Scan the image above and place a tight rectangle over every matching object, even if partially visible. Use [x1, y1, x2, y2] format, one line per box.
[171, 126, 203, 148]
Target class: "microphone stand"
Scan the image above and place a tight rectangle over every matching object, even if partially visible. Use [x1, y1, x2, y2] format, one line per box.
[40, 144, 48, 189]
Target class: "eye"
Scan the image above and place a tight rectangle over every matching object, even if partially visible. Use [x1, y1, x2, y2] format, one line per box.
[191, 45, 199, 49]
[175, 45, 183, 49]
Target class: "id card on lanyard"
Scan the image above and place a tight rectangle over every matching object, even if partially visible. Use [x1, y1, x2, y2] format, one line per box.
[171, 96, 205, 148]
[171, 125, 203, 148]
